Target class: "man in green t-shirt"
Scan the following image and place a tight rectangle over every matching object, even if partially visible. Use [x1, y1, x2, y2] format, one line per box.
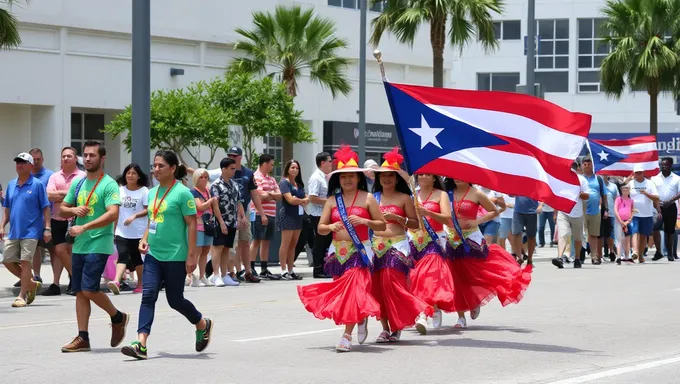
[58, 140, 129, 354]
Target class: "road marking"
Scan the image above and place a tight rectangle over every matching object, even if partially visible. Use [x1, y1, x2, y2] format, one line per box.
[233, 328, 341, 342]
[547, 356, 680, 384]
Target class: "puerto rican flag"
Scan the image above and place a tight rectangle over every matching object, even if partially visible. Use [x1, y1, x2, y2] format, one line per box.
[590, 136, 659, 177]
[383, 82, 591, 212]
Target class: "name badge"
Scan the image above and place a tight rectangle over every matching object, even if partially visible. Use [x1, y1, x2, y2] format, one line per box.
[149, 220, 158, 234]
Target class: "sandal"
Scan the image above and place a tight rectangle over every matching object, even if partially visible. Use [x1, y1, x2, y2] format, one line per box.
[388, 330, 401, 342]
[336, 333, 352, 352]
[376, 330, 390, 343]
[12, 298, 26, 308]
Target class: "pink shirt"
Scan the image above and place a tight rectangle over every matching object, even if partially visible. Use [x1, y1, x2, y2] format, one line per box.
[252, 169, 280, 217]
[47, 168, 86, 220]
[615, 196, 633, 222]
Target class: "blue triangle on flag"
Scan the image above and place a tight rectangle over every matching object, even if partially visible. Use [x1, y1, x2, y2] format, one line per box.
[384, 83, 509, 173]
[587, 140, 628, 172]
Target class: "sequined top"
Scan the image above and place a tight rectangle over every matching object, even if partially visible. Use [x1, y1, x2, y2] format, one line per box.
[380, 204, 406, 225]
[454, 199, 478, 220]
[422, 200, 443, 231]
[330, 206, 371, 241]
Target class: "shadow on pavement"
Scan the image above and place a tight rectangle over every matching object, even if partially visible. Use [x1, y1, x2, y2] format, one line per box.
[437, 337, 598, 354]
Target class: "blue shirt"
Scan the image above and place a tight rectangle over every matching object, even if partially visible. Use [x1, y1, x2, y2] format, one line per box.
[514, 196, 539, 214]
[233, 166, 257, 210]
[2, 176, 50, 240]
[584, 174, 602, 215]
[33, 167, 54, 210]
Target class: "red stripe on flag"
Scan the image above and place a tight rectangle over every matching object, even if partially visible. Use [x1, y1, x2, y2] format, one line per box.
[592, 136, 656, 147]
[597, 168, 660, 178]
[491, 136, 577, 184]
[616, 151, 659, 164]
[416, 158, 577, 213]
[391, 83, 592, 138]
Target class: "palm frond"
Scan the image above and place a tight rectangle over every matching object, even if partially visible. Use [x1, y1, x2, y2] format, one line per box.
[0, 3, 21, 50]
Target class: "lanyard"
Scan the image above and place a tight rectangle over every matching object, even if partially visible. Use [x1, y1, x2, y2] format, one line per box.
[152, 181, 176, 220]
[84, 173, 104, 207]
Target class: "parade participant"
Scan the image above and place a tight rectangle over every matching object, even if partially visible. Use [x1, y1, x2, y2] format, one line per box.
[444, 178, 532, 329]
[60, 141, 128, 352]
[369, 148, 429, 342]
[410, 173, 455, 334]
[297, 145, 385, 352]
[121, 150, 213, 360]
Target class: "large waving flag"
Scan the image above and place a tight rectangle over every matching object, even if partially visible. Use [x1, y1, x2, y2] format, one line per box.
[383, 82, 592, 212]
[590, 136, 659, 177]
[585, 140, 629, 172]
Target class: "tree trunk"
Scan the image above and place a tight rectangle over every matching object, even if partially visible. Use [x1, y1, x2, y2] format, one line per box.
[281, 74, 298, 175]
[649, 85, 659, 138]
[430, 13, 446, 88]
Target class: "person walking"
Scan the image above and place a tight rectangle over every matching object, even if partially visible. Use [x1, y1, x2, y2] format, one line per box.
[120, 150, 214, 360]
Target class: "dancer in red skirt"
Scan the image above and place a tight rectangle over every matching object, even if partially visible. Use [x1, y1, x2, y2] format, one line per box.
[443, 178, 532, 329]
[409, 174, 456, 335]
[370, 148, 431, 342]
[297, 145, 386, 352]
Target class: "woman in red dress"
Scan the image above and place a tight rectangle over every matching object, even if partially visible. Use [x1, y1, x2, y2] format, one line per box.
[409, 174, 456, 334]
[369, 148, 431, 342]
[297, 145, 386, 352]
[443, 178, 532, 329]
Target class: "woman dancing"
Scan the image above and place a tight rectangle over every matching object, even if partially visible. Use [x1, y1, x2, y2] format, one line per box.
[297, 145, 386, 352]
[410, 173, 456, 334]
[370, 148, 431, 342]
[444, 178, 532, 329]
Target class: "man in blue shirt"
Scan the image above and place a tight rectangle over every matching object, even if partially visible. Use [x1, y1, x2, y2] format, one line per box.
[29, 147, 54, 282]
[511, 196, 539, 265]
[1, 152, 51, 307]
[581, 157, 608, 264]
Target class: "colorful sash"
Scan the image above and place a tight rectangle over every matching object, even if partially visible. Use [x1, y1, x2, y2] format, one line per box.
[420, 208, 444, 254]
[334, 189, 372, 266]
[447, 191, 471, 253]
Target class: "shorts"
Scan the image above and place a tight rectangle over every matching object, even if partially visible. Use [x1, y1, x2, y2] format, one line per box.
[2, 239, 39, 263]
[498, 217, 512, 238]
[48, 219, 69, 246]
[585, 214, 601, 237]
[213, 227, 237, 248]
[235, 223, 252, 243]
[115, 236, 143, 269]
[617, 222, 633, 238]
[253, 215, 276, 241]
[71, 253, 108, 292]
[598, 213, 611, 239]
[197, 231, 213, 247]
[556, 212, 585, 242]
[631, 216, 654, 236]
[479, 220, 500, 237]
[511, 212, 537, 237]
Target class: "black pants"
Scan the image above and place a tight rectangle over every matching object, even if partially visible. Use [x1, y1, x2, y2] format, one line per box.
[294, 214, 315, 262]
[310, 216, 332, 275]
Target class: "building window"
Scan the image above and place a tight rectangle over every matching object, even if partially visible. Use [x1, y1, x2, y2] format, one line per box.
[263, 136, 283, 179]
[492, 20, 521, 40]
[71, 113, 105, 155]
[477, 73, 520, 92]
[328, 0, 384, 12]
[577, 18, 610, 93]
[534, 19, 569, 93]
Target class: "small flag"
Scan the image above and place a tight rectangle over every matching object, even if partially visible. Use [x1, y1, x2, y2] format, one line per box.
[589, 136, 659, 177]
[585, 140, 628, 173]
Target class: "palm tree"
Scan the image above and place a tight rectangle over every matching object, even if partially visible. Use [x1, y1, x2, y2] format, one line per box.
[600, 0, 680, 137]
[229, 5, 352, 164]
[370, 0, 503, 88]
[0, 0, 23, 50]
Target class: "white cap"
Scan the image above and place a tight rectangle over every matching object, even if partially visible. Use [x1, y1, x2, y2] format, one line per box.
[364, 159, 378, 169]
[633, 163, 645, 173]
[13, 152, 34, 165]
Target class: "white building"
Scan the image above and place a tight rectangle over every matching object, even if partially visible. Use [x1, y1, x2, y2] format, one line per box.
[0, 0, 446, 183]
[451, 0, 680, 159]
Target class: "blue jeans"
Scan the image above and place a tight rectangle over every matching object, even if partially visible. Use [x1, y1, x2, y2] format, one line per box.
[137, 255, 202, 335]
[538, 211, 555, 246]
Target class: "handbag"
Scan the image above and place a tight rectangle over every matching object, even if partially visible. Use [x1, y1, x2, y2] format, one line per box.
[195, 188, 218, 237]
[65, 178, 87, 244]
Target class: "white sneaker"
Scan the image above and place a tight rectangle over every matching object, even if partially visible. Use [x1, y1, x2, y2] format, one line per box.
[190, 274, 200, 287]
[432, 309, 443, 329]
[357, 318, 368, 345]
[199, 277, 212, 287]
[213, 275, 226, 287]
[415, 313, 428, 335]
[470, 306, 481, 320]
[222, 275, 240, 286]
[454, 317, 467, 329]
[185, 275, 191, 286]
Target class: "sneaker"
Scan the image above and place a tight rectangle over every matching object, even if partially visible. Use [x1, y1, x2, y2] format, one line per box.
[432, 309, 443, 329]
[61, 336, 91, 353]
[260, 269, 281, 281]
[110, 312, 129, 347]
[470, 306, 481, 320]
[121, 341, 148, 360]
[290, 272, 303, 280]
[133, 286, 142, 294]
[199, 277, 213, 287]
[26, 280, 41, 305]
[42, 283, 61, 296]
[195, 318, 214, 352]
[616, 258, 622, 265]
[120, 281, 134, 292]
[107, 281, 121, 295]
[574, 259, 582, 268]
[213, 275, 226, 287]
[222, 275, 239, 287]
[454, 317, 467, 329]
[416, 313, 428, 335]
[190, 275, 200, 287]
[281, 272, 293, 281]
[245, 273, 261, 283]
[236, 270, 246, 282]
[357, 318, 368, 344]
[552, 258, 564, 269]
[652, 252, 664, 261]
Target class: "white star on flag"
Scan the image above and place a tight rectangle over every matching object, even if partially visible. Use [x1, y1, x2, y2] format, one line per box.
[597, 150, 609, 161]
[409, 115, 444, 149]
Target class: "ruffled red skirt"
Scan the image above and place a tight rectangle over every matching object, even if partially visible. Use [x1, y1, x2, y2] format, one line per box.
[409, 252, 456, 312]
[297, 267, 381, 325]
[372, 267, 434, 331]
[447, 244, 532, 312]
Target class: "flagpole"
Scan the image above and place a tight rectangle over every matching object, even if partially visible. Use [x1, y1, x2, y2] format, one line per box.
[358, 0, 368, 162]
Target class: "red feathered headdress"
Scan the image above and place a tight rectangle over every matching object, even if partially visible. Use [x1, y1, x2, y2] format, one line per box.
[333, 144, 361, 170]
[380, 147, 404, 171]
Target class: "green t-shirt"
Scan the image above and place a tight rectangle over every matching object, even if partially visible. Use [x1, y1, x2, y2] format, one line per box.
[64, 174, 120, 255]
[147, 183, 197, 262]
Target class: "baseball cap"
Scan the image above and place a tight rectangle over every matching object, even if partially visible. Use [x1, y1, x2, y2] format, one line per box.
[364, 159, 378, 169]
[227, 146, 243, 156]
[14, 152, 34, 165]
[633, 163, 645, 173]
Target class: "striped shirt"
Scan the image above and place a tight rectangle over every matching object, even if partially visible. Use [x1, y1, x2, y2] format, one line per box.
[252, 169, 279, 217]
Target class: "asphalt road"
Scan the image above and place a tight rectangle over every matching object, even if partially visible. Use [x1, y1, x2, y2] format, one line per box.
[1, 257, 679, 384]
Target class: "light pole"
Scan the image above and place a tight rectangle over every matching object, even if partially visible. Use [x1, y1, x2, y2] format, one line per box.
[131, 0, 151, 172]
[525, 0, 536, 97]
[358, 0, 367, 161]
